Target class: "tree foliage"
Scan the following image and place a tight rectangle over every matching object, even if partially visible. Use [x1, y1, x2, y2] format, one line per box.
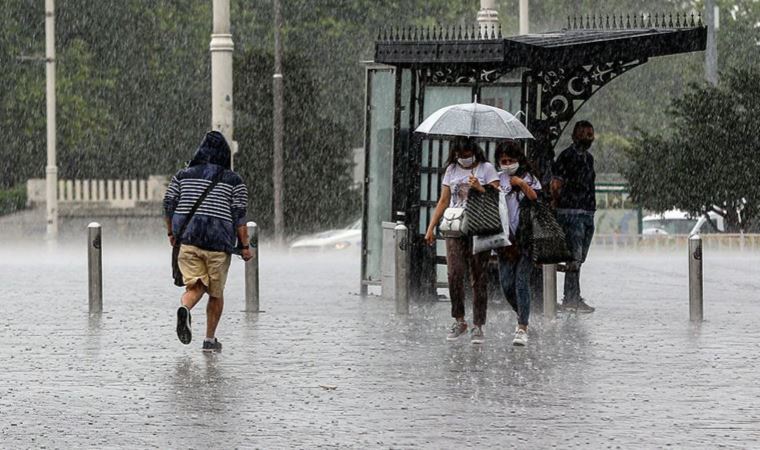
[527, 1, 760, 154]
[234, 48, 360, 233]
[1, 0, 759, 234]
[623, 68, 760, 231]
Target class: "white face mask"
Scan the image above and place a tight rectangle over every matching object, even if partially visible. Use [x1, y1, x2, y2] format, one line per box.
[457, 156, 475, 168]
[503, 162, 519, 176]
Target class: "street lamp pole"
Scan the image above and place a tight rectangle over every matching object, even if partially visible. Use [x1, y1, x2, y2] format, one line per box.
[477, 0, 499, 37]
[705, 0, 719, 86]
[45, 0, 58, 240]
[210, 0, 237, 166]
[273, 0, 285, 245]
[519, 0, 529, 35]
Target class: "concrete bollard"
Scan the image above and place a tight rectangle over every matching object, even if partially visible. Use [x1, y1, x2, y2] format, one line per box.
[245, 221, 260, 312]
[394, 221, 409, 315]
[543, 264, 557, 318]
[689, 234, 703, 321]
[381, 221, 398, 300]
[87, 222, 103, 313]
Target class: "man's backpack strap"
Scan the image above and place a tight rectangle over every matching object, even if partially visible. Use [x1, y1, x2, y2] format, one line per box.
[174, 169, 224, 246]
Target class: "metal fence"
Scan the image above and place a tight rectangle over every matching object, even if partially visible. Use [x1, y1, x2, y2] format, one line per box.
[593, 234, 760, 252]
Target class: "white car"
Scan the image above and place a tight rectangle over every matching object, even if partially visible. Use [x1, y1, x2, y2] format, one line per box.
[642, 209, 725, 237]
[289, 219, 362, 250]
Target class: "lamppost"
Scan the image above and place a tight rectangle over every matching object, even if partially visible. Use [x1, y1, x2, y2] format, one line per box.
[45, 0, 58, 240]
[478, 1, 528, 36]
[705, 0, 719, 85]
[477, 0, 499, 37]
[519, 0, 529, 35]
[272, 0, 285, 246]
[478, 0, 530, 36]
[210, 0, 237, 166]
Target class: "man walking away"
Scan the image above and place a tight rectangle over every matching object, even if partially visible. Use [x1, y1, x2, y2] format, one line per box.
[163, 131, 252, 352]
[551, 121, 596, 313]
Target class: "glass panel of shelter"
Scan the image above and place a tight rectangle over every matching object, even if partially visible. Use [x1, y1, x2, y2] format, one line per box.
[480, 85, 522, 115]
[417, 81, 522, 284]
[364, 67, 395, 284]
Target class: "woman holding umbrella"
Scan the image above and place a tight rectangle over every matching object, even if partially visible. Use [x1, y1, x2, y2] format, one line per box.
[417, 99, 534, 344]
[424, 138, 499, 344]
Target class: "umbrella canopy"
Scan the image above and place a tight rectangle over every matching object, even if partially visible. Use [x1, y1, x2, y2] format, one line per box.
[415, 101, 534, 140]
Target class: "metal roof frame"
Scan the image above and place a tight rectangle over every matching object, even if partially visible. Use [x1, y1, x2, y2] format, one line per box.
[375, 13, 706, 69]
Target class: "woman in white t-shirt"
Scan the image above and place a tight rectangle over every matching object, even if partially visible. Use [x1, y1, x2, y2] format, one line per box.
[424, 138, 500, 344]
[494, 141, 540, 347]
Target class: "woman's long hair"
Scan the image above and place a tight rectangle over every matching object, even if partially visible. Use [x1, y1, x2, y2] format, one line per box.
[494, 141, 534, 178]
[445, 137, 487, 167]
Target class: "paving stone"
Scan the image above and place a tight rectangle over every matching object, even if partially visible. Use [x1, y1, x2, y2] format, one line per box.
[1, 242, 758, 448]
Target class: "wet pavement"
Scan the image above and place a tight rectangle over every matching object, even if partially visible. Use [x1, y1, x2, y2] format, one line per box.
[1, 240, 759, 448]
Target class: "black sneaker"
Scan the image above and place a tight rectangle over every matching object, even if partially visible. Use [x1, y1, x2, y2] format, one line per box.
[560, 299, 577, 312]
[576, 299, 596, 314]
[202, 338, 222, 353]
[176, 306, 192, 345]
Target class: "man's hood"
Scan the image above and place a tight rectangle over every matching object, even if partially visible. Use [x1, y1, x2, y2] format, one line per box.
[189, 131, 231, 169]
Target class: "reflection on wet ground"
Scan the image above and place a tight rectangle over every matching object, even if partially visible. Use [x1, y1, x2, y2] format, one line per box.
[1, 244, 759, 447]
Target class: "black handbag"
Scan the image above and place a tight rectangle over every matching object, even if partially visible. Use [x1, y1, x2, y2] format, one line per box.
[461, 184, 502, 237]
[517, 198, 573, 264]
[171, 170, 223, 287]
[171, 245, 183, 287]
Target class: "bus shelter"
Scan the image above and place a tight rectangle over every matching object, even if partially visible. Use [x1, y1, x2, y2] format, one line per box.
[360, 14, 706, 298]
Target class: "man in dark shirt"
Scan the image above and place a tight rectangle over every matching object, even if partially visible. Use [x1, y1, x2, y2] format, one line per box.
[551, 121, 596, 313]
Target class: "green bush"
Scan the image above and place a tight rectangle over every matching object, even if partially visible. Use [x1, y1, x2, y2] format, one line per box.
[0, 185, 26, 216]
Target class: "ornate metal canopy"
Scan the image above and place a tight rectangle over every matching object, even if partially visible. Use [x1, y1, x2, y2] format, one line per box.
[376, 13, 706, 69]
[374, 13, 707, 151]
[361, 13, 707, 298]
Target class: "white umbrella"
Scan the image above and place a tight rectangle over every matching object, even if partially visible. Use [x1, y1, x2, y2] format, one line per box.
[415, 101, 534, 140]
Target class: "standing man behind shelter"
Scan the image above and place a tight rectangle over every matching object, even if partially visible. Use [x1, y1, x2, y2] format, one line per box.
[163, 131, 252, 352]
[551, 121, 596, 313]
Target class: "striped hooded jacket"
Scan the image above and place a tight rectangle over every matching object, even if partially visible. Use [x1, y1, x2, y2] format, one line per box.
[163, 131, 248, 253]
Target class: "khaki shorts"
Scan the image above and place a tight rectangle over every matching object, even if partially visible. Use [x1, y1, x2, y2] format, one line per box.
[178, 244, 231, 298]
